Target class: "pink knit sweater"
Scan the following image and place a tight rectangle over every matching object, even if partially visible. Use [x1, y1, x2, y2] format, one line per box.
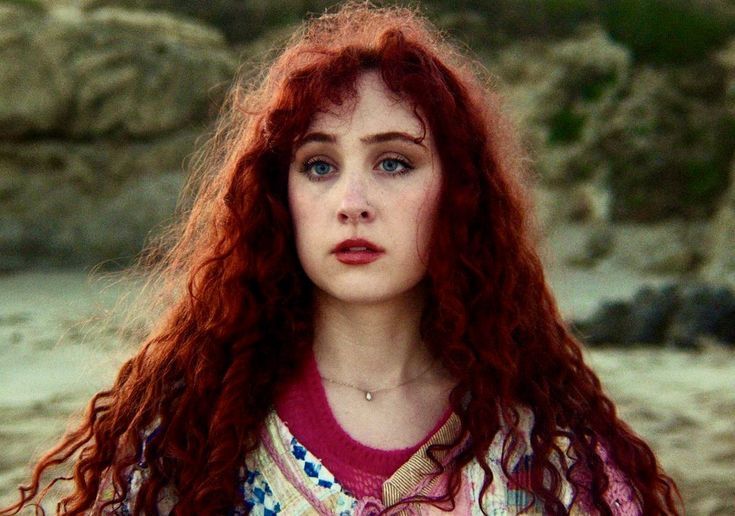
[275, 351, 452, 499]
[274, 352, 640, 513]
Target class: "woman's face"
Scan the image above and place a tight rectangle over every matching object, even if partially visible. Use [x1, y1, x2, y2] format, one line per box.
[288, 72, 442, 305]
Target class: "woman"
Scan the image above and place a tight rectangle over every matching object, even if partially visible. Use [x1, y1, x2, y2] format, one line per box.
[4, 3, 681, 515]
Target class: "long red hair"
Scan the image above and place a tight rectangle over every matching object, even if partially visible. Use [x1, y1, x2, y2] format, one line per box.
[3, 3, 681, 515]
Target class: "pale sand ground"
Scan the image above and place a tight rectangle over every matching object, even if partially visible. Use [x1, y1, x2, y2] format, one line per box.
[0, 271, 733, 514]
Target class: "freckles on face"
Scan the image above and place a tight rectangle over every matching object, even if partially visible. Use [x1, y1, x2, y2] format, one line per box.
[286, 72, 443, 304]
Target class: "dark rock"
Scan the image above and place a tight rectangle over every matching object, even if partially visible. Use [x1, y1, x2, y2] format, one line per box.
[667, 284, 735, 349]
[573, 282, 735, 348]
[627, 283, 678, 344]
[574, 300, 631, 346]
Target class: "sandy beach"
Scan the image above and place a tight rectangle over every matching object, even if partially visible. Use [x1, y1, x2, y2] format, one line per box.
[1, 271, 733, 514]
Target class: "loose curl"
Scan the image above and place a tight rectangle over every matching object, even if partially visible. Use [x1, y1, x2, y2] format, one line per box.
[3, 3, 681, 515]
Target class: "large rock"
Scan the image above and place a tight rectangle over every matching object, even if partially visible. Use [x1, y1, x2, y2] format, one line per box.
[600, 66, 733, 221]
[0, 4, 236, 138]
[0, 2, 238, 269]
[0, 3, 63, 136]
[79, 0, 322, 44]
[696, 40, 735, 287]
[534, 182, 611, 234]
[605, 222, 707, 275]
[703, 160, 735, 288]
[540, 219, 705, 274]
[495, 28, 734, 224]
[493, 26, 632, 188]
[718, 36, 735, 116]
[0, 130, 197, 269]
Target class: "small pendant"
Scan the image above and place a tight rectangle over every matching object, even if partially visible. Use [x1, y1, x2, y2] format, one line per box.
[365, 391, 373, 401]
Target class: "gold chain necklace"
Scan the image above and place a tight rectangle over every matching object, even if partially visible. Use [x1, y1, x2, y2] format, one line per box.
[319, 359, 436, 401]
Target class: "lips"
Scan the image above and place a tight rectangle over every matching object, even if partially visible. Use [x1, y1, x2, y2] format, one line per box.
[333, 238, 384, 265]
[333, 238, 384, 253]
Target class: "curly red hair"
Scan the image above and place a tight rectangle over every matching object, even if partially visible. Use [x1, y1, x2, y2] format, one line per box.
[3, 3, 681, 515]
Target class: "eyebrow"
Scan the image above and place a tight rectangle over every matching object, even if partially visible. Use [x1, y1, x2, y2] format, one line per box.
[294, 131, 427, 149]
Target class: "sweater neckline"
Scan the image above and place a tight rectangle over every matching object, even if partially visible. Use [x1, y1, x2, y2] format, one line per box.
[277, 348, 452, 478]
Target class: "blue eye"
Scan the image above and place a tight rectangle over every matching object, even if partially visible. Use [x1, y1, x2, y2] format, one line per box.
[300, 155, 414, 182]
[303, 159, 334, 181]
[312, 162, 332, 175]
[379, 157, 412, 175]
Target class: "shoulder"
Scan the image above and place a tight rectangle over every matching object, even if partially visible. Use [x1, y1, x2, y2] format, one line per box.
[569, 441, 641, 515]
[460, 406, 551, 513]
[100, 413, 358, 514]
[462, 406, 640, 515]
[94, 423, 177, 515]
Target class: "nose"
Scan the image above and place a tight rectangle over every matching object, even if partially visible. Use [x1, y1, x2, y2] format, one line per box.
[337, 174, 375, 224]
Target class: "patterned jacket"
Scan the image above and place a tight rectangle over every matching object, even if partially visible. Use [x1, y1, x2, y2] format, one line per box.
[101, 409, 639, 515]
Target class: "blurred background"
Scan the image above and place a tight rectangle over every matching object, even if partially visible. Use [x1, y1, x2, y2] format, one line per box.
[0, 0, 733, 513]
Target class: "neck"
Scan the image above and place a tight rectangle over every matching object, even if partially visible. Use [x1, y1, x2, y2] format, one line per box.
[312, 286, 433, 389]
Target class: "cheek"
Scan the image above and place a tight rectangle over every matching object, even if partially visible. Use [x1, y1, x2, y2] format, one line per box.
[288, 184, 313, 251]
[288, 178, 311, 226]
[411, 181, 442, 259]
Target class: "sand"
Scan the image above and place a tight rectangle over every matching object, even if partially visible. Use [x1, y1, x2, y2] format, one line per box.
[585, 347, 735, 514]
[0, 271, 733, 514]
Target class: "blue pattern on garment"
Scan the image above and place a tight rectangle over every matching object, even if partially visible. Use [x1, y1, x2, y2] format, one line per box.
[507, 454, 541, 510]
[290, 437, 339, 490]
[239, 435, 349, 513]
[241, 469, 282, 515]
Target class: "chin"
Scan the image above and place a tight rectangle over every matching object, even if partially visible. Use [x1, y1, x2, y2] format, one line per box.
[319, 281, 425, 306]
[326, 289, 396, 305]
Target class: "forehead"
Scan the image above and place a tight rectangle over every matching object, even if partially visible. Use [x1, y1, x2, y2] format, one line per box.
[306, 72, 427, 138]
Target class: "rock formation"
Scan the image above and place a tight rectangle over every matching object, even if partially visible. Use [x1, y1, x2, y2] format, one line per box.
[574, 282, 735, 349]
[0, 2, 732, 289]
[0, 3, 236, 269]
